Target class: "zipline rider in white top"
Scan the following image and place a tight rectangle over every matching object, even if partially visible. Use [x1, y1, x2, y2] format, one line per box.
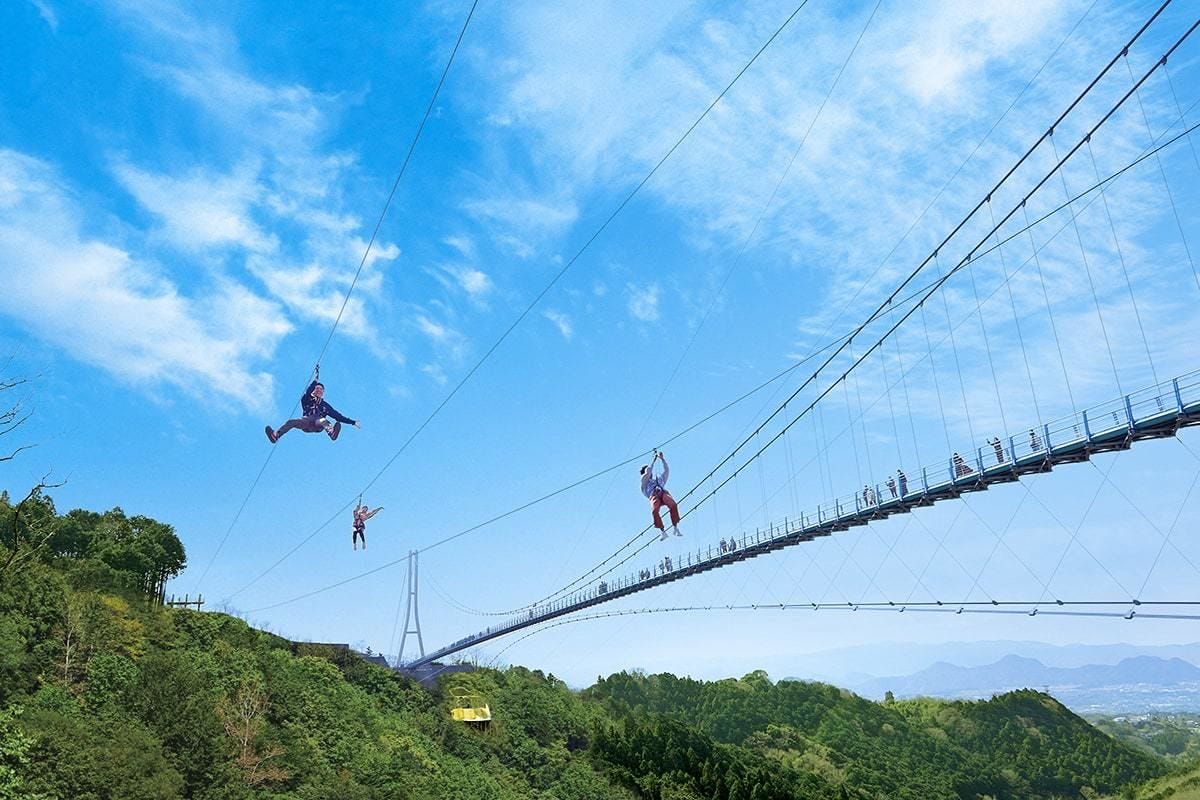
[640, 450, 683, 542]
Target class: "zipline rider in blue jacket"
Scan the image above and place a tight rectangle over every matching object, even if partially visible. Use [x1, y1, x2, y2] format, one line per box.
[266, 365, 360, 443]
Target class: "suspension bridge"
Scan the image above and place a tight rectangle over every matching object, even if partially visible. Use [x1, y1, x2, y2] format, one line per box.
[407, 372, 1200, 666]
[197, 1, 1200, 676]
[391, 4, 1200, 669]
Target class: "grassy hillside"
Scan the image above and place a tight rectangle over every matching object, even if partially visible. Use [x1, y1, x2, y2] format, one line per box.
[588, 670, 1166, 799]
[0, 491, 1175, 799]
[1101, 764, 1200, 800]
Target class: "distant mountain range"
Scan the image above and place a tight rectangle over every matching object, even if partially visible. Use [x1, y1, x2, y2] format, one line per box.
[847, 654, 1200, 714]
[781, 640, 1200, 680]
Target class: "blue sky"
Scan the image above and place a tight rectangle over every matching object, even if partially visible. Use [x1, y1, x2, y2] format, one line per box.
[3, 0, 1200, 685]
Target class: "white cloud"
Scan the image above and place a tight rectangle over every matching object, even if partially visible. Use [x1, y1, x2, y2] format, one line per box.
[431, 261, 493, 304]
[112, 160, 277, 252]
[457, 0, 1108, 282]
[442, 235, 476, 260]
[462, 195, 578, 258]
[246, 256, 372, 339]
[415, 315, 450, 341]
[420, 363, 448, 386]
[31, 0, 57, 32]
[348, 237, 401, 271]
[893, 1, 1063, 105]
[107, 1, 400, 347]
[0, 150, 289, 410]
[542, 309, 573, 340]
[413, 313, 468, 362]
[627, 283, 660, 322]
[454, 267, 492, 297]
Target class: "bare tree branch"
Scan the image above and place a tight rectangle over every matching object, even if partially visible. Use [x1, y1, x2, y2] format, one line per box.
[0, 444, 36, 463]
[1, 472, 67, 574]
[0, 407, 31, 429]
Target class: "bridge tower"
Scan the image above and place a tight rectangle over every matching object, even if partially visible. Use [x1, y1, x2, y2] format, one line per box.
[398, 550, 425, 664]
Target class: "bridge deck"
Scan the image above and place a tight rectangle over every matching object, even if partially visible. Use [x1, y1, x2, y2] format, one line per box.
[406, 371, 1200, 668]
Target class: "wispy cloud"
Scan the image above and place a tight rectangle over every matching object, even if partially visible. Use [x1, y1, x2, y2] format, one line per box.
[420, 363, 448, 386]
[627, 283, 660, 322]
[108, 0, 400, 345]
[434, 262, 493, 303]
[415, 315, 451, 341]
[461, 194, 578, 259]
[442, 235, 476, 260]
[455, 0, 1117, 293]
[413, 312, 469, 362]
[542, 309, 573, 340]
[30, 0, 57, 32]
[112, 160, 277, 252]
[893, 1, 1065, 105]
[0, 150, 289, 410]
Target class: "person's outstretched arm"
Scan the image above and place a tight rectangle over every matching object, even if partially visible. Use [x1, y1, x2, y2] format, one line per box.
[322, 403, 358, 426]
[365, 507, 383, 520]
[659, 455, 669, 485]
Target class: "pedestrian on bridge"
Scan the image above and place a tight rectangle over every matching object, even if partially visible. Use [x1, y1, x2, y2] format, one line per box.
[641, 450, 683, 541]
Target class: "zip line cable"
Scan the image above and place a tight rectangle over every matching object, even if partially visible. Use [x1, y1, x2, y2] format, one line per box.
[230, 329, 857, 602]
[242, 185, 1074, 616]
[195, 0, 480, 590]
[317, 0, 481, 366]
[220, 1, 815, 598]
[241, 112, 1200, 616]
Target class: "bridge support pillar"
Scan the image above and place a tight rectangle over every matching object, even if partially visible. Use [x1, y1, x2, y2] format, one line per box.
[398, 550, 425, 664]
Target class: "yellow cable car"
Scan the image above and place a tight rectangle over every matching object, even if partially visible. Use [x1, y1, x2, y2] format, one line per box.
[449, 686, 492, 725]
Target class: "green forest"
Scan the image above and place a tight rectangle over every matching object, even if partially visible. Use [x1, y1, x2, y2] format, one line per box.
[2, 491, 1197, 799]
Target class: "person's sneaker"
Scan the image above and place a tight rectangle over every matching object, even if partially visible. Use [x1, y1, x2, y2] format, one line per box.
[265, 425, 277, 444]
[672, 526, 683, 537]
[328, 421, 342, 441]
[658, 529, 669, 541]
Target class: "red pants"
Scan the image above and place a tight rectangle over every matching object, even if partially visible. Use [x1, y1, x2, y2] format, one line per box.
[650, 490, 680, 529]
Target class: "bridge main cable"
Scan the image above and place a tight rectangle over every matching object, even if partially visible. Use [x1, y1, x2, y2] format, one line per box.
[523, 4, 1196, 608]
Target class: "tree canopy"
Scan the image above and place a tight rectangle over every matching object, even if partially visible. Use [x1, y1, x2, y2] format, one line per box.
[0, 493, 1180, 799]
